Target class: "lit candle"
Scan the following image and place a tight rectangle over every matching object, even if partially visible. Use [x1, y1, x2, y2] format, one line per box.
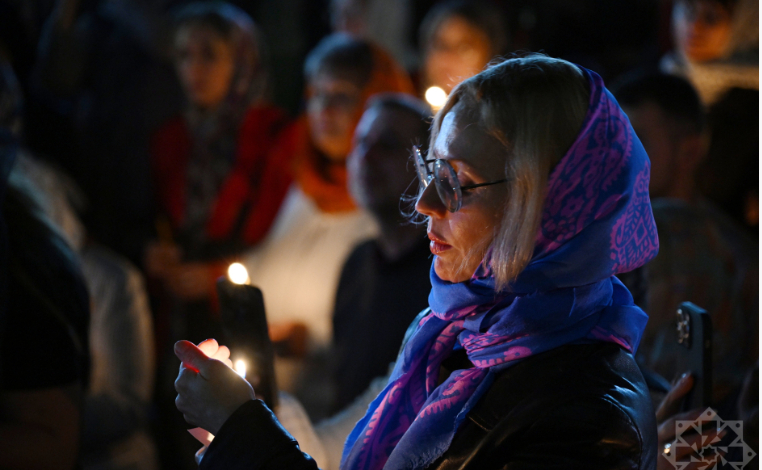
[227, 262, 250, 285]
[217, 263, 278, 410]
[425, 86, 448, 111]
[234, 359, 246, 379]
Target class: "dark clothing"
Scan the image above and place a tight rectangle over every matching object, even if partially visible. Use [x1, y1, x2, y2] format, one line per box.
[33, 12, 185, 264]
[428, 342, 657, 469]
[200, 341, 657, 469]
[331, 238, 431, 411]
[1, 186, 90, 390]
[3, 265, 89, 390]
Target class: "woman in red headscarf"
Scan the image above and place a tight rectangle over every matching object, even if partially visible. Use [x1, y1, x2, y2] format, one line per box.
[146, 3, 290, 339]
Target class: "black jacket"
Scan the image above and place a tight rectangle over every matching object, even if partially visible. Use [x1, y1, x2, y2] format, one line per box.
[200, 342, 657, 470]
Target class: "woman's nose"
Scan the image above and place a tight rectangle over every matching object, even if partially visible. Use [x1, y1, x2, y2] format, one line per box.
[415, 182, 447, 218]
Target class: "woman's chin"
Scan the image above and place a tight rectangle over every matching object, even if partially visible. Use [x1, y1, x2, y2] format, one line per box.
[434, 257, 470, 284]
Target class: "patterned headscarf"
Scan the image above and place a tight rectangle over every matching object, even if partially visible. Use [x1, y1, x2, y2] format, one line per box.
[341, 66, 659, 470]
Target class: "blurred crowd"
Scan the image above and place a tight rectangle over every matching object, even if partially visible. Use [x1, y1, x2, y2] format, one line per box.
[0, 0, 757, 469]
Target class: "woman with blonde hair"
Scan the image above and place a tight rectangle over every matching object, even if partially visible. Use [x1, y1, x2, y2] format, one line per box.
[174, 54, 660, 469]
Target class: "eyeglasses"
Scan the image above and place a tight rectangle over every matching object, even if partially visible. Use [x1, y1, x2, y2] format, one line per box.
[413, 145, 508, 213]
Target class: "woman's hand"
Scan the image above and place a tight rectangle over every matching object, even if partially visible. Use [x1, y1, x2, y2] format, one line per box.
[656, 373, 726, 469]
[196, 338, 233, 369]
[165, 262, 215, 301]
[269, 321, 309, 358]
[144, 241, 182, 279]
[174, 340, 256, 435]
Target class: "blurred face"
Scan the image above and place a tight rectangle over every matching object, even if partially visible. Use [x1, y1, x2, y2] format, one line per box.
[347, 106, 423, 214]
[624, 101, 679, 199]
[175, 25, 235, 110]
[424, 15, 492, 94]
[307, 74, 363, 161]
[415, 103, 506, 283]
[672, 0, 732, 62]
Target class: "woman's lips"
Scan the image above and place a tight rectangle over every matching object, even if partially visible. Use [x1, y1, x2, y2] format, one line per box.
[428, 233, 452, 255]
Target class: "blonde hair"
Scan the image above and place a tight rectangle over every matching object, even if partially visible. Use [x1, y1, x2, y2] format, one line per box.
[428, 54, 589, 290]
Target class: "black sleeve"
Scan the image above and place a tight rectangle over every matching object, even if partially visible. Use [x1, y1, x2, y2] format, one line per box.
[474, 397, 651, 470]
[201, 400, 320, 470]
[1, 270, 87, 390]
[2, 212, 90, 391]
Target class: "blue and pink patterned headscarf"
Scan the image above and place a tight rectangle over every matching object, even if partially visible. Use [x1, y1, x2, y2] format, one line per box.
[341, 66, 659, 470]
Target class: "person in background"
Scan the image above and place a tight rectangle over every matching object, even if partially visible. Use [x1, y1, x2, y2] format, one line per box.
[2, 57, 159, 470]
[242, 33, 413, 419]
[331, 93, 432, 412]
[146, 2, 289, 344]
[145, 4, 290, 467]
[191, 93, 433, 469]
[0, 134, 89, 470]
[330, 0, 417, 69]
[32, 0, 183, 264]
[695, 87, 759, 234]
[661, 0, 758, 104]
[418, 0, 509, 97]
[613, 72, 757, 418]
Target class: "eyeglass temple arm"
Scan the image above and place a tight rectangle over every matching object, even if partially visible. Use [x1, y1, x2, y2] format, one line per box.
[461, 179, 508, 190]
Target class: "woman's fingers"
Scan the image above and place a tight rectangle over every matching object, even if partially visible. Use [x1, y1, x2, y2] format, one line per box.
[666, 428, 728, 462]
[658, 408, 705, 444]
[175, 341, 213, 377]
[198, 339, 220, 357]
[164, 264, 212, 300]
[179, 339, 236, 372]
[656, 373, 694, 422]
[175, 367, 196, 394]
[200, 341, 233, 368]
[214, 345, 231, 361]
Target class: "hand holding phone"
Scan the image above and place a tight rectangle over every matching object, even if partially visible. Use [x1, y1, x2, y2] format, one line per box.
[675, 302, 712, 410]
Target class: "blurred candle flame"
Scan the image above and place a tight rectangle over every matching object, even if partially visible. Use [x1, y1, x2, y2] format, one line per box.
[234, 359, 246, 379]
[425, 86, 448, 111]
[228, 263, 250, 285]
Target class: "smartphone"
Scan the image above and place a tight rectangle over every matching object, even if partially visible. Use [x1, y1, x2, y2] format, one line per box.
[217, 279, 279, 410]
[675, 302, 712, 410]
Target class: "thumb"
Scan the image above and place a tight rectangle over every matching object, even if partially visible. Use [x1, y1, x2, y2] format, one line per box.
[657, 373, 694, 422]
[175, 340, 212, 377]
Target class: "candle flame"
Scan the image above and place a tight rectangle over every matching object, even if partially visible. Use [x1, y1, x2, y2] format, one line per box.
[228, 263, 250, 285]
[425, 86, 448, 111]
[234, 360, 246, 378]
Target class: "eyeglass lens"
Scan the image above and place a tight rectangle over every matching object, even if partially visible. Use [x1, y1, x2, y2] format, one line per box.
[413, 147, 462, 212]
[434, 160, 462, 212]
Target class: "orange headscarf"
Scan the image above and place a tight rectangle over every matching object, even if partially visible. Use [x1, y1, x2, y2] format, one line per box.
[292, 41, 415, 213]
